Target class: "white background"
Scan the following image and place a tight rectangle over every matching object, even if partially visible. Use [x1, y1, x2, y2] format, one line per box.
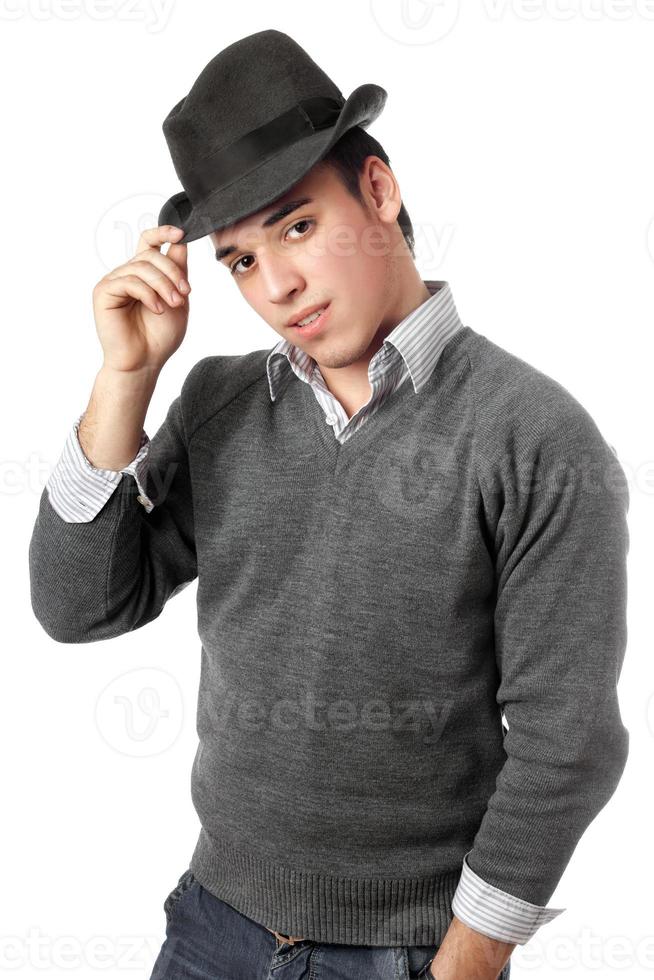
[2, 1, 653, 977]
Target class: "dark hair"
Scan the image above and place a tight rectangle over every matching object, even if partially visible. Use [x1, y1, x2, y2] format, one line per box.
[316, 125, 416, 258]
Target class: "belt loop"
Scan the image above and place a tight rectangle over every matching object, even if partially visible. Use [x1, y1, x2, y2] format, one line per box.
[272, 928, 303, 947]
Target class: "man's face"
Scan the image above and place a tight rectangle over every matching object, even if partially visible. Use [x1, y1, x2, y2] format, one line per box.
[210, 157, 402, 370]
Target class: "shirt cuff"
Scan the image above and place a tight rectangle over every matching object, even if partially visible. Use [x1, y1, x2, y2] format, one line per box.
[451, 850, 566, 945]
[45, 414, 153, 522]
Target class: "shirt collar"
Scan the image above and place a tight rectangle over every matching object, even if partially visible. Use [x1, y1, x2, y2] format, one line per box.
[265, 280, 464, 402]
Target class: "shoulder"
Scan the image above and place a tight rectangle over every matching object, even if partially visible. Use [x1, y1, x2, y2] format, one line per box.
[178, 347, 270, 438]
[461, 327, 618, 462]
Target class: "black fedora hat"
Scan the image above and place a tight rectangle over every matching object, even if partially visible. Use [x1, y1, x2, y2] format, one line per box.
[157, 29, 387, 244]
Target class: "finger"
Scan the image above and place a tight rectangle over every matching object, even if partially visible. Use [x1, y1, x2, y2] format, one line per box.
[135, 224, 184, 258]
[110, 254, 189, 301]
[166, 241, 188, 280]
[102, 274, 169, 315]
[122, 261, 184, 307]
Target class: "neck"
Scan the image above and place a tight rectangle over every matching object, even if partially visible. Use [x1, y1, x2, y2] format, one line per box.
[317, 269, 431, 420]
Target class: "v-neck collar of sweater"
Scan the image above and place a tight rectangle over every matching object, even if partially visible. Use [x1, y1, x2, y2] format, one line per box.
[299, 325, 473, 477]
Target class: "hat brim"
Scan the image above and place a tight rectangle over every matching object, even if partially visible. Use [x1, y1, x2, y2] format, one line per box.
[158, 82, 387, 245]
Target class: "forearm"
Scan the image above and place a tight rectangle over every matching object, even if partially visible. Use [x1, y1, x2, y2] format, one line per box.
[79, 363, 160, 470]
[430, 915, 514, 979]
[30, 388, 197, 643]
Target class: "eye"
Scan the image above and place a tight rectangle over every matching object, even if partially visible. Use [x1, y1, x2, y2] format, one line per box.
[229, 254, 254, 277]
[286, 217, 314, 239]
[229, 218, 315, 277]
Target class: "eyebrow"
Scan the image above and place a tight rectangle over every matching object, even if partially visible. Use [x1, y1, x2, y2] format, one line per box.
[214, 197, 315, 262]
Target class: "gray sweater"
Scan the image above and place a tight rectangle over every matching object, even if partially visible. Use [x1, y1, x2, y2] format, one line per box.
[28, 323, 630, 947]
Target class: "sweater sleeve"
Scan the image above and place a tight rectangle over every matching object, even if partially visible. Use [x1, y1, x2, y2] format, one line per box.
[470, 399, 630, 911]
[29, 389, 197, 643]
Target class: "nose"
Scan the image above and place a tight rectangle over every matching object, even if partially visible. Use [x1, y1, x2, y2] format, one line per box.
[257, 247, 305, 308]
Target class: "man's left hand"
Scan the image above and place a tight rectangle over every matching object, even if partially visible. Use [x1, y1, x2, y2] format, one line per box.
[428, 914, 515, 979]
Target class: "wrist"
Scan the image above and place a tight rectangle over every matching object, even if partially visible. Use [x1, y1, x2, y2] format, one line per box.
[99, 362, 161, 389]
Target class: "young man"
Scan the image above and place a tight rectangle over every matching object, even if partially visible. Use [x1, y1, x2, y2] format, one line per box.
[29, 30, 630, 980]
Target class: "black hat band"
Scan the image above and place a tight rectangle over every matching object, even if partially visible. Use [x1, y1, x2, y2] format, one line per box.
[181, 95, 346, 206]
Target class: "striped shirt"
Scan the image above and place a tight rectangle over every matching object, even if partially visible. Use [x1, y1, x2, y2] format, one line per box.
[44, 279, 564, 945]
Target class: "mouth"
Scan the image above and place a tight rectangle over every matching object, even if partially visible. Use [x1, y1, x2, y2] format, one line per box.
[289, 302, 331, 338]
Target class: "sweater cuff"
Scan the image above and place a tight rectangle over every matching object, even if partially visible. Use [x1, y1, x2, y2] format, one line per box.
[451, 850, 565, 945]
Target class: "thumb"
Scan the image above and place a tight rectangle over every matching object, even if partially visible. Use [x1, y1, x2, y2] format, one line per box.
[167, 241, 188, 279]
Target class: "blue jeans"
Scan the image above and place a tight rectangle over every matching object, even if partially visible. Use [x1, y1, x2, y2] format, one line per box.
[149, 869, 512, 980]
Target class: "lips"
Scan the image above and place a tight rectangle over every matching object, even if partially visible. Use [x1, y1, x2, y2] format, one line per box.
[290, 304, 331, 338]
[288, 301, 330, 328]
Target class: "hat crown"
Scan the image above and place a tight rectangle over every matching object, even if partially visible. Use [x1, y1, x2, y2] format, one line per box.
[163, 30, 343, 180]
[157, 30, 387, 243]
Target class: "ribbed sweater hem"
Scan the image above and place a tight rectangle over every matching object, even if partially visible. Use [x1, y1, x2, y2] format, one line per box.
[189, 828, 461, 946]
